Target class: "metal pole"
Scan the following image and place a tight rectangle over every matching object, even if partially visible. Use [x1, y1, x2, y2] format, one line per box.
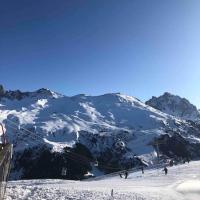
[0, 123, 6, 145]
[156, 142, 159, 165]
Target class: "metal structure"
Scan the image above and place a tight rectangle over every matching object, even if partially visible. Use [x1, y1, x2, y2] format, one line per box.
[0, 123, 13, 200]
[0, 124, 6, 146]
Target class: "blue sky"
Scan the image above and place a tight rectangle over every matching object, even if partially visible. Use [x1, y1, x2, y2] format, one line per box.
[0, 0, 200, 107]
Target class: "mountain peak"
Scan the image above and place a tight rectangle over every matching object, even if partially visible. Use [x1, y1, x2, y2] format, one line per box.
[146, 93, 200, 121]
[35, 88, 56, 97]
[163, 92, 173, 97]
[36, 88, 52, 93]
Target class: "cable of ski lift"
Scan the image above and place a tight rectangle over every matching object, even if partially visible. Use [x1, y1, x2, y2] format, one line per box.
[5, 124, 35, 142]
[4, 118, 128, 171]
[65, 151, 92, 164]
[5, 123, 43, 145]
[5, 118, 45, 141]
[5, 119, 57, 150]
[64, 153, 91, 167]
[5, 120, 95, 166]
[5, 123, 45, 147]
[6, 124, 93, 169]
[6, 119, 103, 165]
[5, 118, 40, 140]
[66, 150, 124, 170]
[5, 122, 54, 151]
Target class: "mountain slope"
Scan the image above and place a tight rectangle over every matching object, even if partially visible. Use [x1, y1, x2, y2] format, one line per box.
[0, 87, 200, 179]
[0, 90, 173, 150]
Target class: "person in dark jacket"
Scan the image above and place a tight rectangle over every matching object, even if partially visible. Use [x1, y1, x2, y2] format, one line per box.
[124, 170, 128, 179]
[141, 166, 144, 174]
[163, 167, 168, 175]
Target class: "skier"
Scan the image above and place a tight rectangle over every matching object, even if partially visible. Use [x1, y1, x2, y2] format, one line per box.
[169, 160, 174, 167]
[163, 167, 168, 175]
[124, 170, 128, 179]
[186, 157, 190, 163]
[141, 166, 144, 174]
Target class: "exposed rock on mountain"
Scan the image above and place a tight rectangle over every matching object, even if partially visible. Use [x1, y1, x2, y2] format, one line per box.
[146, 92, 200, 121]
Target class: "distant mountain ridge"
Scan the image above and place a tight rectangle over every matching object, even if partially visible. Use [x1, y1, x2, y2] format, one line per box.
[146, 92, 200, 121]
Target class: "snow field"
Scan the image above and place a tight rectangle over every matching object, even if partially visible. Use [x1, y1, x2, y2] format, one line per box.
[5, 161, 200, 200]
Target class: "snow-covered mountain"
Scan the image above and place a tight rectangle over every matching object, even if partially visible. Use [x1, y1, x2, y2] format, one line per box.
[146, 92, 200, 121]
[0, 86, 200, 179]
[0, 88, 173, 151]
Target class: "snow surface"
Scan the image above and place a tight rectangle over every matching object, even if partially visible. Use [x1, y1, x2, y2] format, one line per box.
[5, 161, 200, 200]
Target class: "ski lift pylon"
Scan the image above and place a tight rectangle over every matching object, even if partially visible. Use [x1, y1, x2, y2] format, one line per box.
[61, 167, 67, 176]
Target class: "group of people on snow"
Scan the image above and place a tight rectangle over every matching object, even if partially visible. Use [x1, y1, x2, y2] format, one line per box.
[119, 166, 169, 179]
[118, 156, 192, 179]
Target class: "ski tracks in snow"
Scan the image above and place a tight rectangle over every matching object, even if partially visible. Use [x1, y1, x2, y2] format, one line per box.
[6, 161, 200, 200]
[5, 181, 148, 200]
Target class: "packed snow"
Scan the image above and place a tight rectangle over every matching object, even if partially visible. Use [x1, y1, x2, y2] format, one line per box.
[5, 161, 200, 200]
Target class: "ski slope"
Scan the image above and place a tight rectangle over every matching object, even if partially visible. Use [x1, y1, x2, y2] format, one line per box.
[5, 161, 200, 200]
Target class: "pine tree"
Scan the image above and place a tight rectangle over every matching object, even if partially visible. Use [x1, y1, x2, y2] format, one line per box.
[0, 85, 4, 96]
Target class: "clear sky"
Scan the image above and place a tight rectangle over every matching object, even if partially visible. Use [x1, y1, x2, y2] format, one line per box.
[0, 0, 200, 107]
